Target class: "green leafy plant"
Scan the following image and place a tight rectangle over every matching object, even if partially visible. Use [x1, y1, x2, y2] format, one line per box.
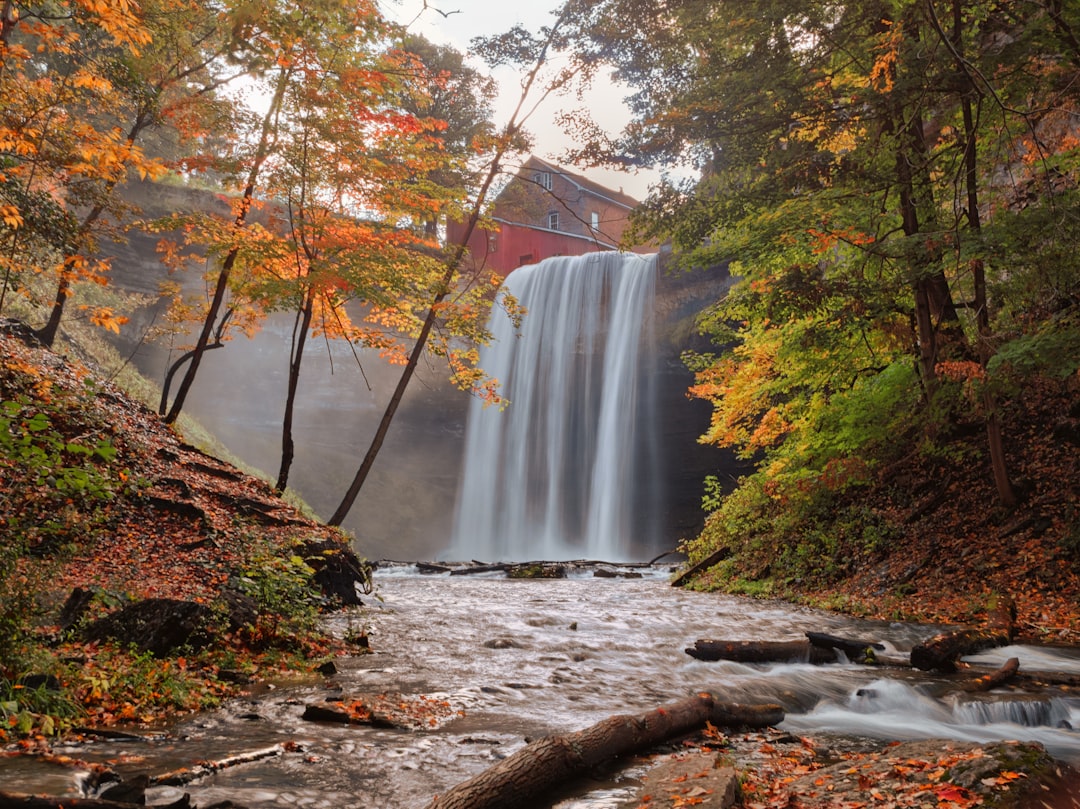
[233, 544, 321, 645]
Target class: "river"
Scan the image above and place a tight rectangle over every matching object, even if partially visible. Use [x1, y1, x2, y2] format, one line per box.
[4, 566, 1079, 806]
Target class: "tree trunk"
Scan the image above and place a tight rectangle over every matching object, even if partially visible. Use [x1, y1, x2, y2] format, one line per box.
[327, 13, 571, 526]
[939, 0, 1016, 507]
[425, 694, 782, 809]
[163, 66, 290, 425]
[276, 290, 314, 491]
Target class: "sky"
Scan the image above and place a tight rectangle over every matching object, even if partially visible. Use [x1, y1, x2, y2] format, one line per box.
[380, 0, 666, 201]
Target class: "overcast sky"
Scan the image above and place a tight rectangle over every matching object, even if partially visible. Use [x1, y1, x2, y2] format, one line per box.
[380, 0, 664, 201]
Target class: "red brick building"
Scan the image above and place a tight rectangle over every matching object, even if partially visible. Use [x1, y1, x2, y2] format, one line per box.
[448, 156, 644, 278]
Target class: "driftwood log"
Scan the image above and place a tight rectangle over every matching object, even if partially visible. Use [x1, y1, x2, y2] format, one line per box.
[686, 639, 837, 664]
[425, 694, 783, 809]
[149, 743, 290, 787]
[962, 657, 1020, 693]
[670, 547, 730, 588]
[806, 632, 886, 661]
[910, 595, 1017, 672]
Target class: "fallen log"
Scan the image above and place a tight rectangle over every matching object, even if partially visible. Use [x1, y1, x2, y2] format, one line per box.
[149, 743, 290, 787]
[910, 595, 1017, 673]
[425, 694, 782, 809]
[0, 794, 190, 809]
[805, 632, 885, 662]
[449, 564, 509, 576]
[910, 627, 1014, 673]
[671, 547, 730, 588]
[961, 657, 1020, 693]
[686, 639, 836, 665]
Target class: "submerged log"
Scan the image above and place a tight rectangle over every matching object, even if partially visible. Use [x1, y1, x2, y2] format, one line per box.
[149, 743, 290, 787]
[687, 639, 836, 665]
[425, 694, 782, 809]
[449, 564, 509, 576]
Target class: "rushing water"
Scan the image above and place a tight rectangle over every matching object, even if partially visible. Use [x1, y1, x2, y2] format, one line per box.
[6, 567, 1079, 807]
[448, 252, 660, 562]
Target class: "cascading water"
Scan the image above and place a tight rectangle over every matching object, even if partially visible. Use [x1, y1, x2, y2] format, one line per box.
[446, 252, 659, 562]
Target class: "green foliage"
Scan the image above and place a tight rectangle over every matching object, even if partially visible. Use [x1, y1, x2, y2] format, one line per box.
[0, 675, 83, 738]
[233, 544, 320, 644]
[988, 319, 1080, 383]
[0, 397, 121, 498]
[0, 539, 46, 670]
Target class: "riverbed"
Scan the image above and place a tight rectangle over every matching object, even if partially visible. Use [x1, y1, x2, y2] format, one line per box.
[4, 566, 1079, 807]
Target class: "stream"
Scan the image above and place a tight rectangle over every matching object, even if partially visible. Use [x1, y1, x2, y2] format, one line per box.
[4, 565, 1080, 806]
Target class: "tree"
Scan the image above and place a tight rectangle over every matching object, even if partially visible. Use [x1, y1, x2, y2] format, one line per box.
[563, 0, 1080, 518]
[325, 7, 581, 526]
[0, 0, 156, 338]
[396, 33, 499, 238]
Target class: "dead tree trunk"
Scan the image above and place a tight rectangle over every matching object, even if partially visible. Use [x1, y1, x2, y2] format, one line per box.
[425, 694, 782, 809]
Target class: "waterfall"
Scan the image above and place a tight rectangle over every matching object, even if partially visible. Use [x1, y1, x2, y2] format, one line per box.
[446, 252, 659, 562]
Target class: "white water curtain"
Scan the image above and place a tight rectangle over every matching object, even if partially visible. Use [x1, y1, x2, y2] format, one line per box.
[447, 252, 658, 562]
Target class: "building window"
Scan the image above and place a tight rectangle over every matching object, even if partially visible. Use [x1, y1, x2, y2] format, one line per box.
[534, 171, 552, 190]
[548, 211, 559, 230]
[591, 211, 600, 230]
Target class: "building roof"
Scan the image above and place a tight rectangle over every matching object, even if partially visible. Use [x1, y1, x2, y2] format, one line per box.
[522, 155, 641, 210]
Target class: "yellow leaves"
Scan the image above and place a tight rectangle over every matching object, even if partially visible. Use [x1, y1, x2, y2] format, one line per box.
[0, 205, 24, 230]
[84, 306, 129, 334]
[868, 20, 901, 94]
[71, 69, 113, 93]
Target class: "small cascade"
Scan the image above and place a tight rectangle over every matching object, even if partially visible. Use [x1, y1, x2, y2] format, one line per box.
[783, 678, 1080, 760]
[952, 696, 1073, 728]
[446, 252, 659, 562]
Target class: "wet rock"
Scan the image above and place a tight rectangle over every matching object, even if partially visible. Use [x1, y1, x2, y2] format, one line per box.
[57, 586, 98, 632]
[617, 751, 739, 808]
[82, 598, 213, 655]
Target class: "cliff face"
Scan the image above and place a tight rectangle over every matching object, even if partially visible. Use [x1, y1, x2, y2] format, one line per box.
[101, 182, 739, 560]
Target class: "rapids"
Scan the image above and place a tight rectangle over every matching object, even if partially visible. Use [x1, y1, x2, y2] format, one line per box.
[4, 567, 1078, 807]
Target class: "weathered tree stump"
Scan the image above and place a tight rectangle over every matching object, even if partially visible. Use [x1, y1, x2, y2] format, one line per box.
[425, 694, 782, 809]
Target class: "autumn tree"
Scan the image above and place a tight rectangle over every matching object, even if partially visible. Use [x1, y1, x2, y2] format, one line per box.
[0, 0, 155, 339]
[397, 33, 499, 238]
[325, 7, 581, 525]
[564, 0, 1080, 550]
